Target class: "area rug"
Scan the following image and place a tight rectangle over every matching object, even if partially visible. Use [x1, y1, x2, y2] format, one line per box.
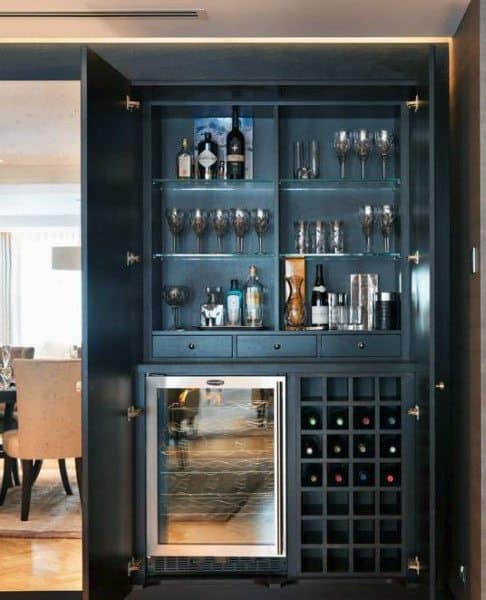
[0, 460, 81, 538]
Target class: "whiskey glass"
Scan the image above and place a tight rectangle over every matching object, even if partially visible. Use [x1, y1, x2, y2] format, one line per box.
[163, 285, 190, 330]
[378, 204, 397, 253]
[165, 207, 186, 253]
[189, 209, 209, 253]
[353, 129, 373, 180]
[330, 220, 344, 254]
[231, 208, 251, 254]
[212, 209, 230, 253]
[252, 208, 270, 254]
[374, 130, 395, 179]
[333, 130, 351, 179]
[358, 205, 375, 253]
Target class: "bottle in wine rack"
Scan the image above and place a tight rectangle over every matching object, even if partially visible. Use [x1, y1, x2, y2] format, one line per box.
[327, 435, 348, 458]
[380, 407, 401, 429]
[302, 408, 321, 430]
[328, 408, 347, 429]
[380, 436, 400, 457]
[226, 106, 245, 179]
[353, 435, 374, 458]
[381, 465, 401, 486]
[354, 407, 374, 429]
[302, 437, 320, 458]
[302, 465, 322, 487]
[327, 465, 347, 486]
[354, 464, 375, 486]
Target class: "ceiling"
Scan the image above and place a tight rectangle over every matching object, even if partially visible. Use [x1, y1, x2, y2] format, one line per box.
[0, 0, 470, 39]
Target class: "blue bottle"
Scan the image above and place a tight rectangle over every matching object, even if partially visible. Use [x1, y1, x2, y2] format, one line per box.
[226, 279, 243, 326]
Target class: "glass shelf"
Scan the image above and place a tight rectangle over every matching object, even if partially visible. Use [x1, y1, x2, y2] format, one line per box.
[280, 178, 400, 191]
[280, 253, 401, 260]
[153, 252, 275, 260]
[153, 179, 275, 191]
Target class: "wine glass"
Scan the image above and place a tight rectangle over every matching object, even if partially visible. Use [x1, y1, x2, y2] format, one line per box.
[333, 130, 351, 179]
[212, 209, 230, 253]
[189, 209, 209, 253]
[378, 205, 397, 253]
[252, 208, 270, 254]
[231, 208, 251, 254]
[165, 208, 186, 253]
[353, 129, 373, 180]
[358, 205, 375, 253]
[374, 130, 395, 179]
[163, 285, 190, 330]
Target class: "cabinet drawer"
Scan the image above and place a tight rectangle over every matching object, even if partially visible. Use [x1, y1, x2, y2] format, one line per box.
[320, 334, 401, 358]
[237, 335, 317, 358]
[152, 335, 233, 358]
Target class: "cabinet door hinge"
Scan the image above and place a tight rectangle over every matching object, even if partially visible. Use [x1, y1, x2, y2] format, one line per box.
[127, 406, 144, 422]
[126, 251, 141, 267]
[406, 94, 421, 112]
[407, 405, 420, 421]
[128, 556, 143, 576]
[407, 555, 422, 576]
[407, 250, 420, 265]
[125, 95, 141, 112]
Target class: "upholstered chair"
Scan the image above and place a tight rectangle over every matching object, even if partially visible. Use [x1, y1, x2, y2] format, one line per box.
[0, 359, 82, 521]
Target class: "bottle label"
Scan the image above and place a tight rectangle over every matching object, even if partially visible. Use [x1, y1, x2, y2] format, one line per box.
[198, 149, 217, 169]
[178, 156, 192, 178]
[227, 154, 245, 162]
[312, 306, 329, 325]
[313, 285, 326, 292]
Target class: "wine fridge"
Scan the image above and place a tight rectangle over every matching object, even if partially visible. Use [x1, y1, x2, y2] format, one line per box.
[145, 375, 286, 559]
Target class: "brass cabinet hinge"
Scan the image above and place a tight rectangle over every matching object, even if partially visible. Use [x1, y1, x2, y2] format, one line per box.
[125, 95, 141, 112]
[128, 556, 143, 576]
[407, 555, 422, 576]
[127, 406, 144, 422]
[126, 251, 141, 267]
[407, 250, 421, 265]
[435, 381, 446, 391]
[407, 405, 420, 421]
[406, 94, 421, 113]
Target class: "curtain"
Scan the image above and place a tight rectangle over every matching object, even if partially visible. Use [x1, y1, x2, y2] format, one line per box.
[0, 232, 12, 345]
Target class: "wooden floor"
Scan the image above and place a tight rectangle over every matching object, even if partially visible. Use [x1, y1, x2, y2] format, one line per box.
[0, 537, 82, 591]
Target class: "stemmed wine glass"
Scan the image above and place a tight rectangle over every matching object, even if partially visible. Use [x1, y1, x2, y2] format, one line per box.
[377, 204, 397, 253]
[374, 130, 395, 179]
[252, 208, 270, 254]
[212, 209, 230, 253]
[189, 209, 209, 253]
[165, 208, 186, 253]
[333, 130, 351, 179]
[0, 345, 12, 390]
[358, 205, 375, 253]
[231, 208, 251, 254]
[163, 286, 190, 330]
[353, 129, 373, 180]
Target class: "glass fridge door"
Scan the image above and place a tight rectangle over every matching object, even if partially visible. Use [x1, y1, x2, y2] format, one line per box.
[146, 375, 285, 557]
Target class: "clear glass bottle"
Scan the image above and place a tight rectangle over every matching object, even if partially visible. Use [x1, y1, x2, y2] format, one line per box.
[176, 137, 193, 179]
[226, 279, 243, 326]
[244, 265, 263, 327]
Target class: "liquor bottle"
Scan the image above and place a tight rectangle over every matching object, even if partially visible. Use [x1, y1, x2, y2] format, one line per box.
[303, 466, 322, 487]
[355, 465, 374, 486]
[302, 408, 321, 430]
[226, 106, 245, 179]
[176, 137, 193, 179]
[244, 265, 263, 327]
[197, 131, 218, 180]
[381, 465, 400, 486]
[311, 264, 329, 329]
[302, 438, 319, 458]
[328, 409, 347, 429]
[226, 279, 243, 326]
[355, 408, 374, 429]
[328, 466, 347, 486]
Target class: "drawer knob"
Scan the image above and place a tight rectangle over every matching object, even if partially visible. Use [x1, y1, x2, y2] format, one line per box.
[358, 342, 365, 350]
[188, 343, 196, 350]
[273, 343, 281, 350]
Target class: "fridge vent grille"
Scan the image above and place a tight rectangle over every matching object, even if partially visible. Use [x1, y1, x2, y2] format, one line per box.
[148, 556, 287, 575]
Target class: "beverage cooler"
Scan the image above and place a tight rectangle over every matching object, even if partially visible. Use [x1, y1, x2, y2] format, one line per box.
[144, 375, 286, 572]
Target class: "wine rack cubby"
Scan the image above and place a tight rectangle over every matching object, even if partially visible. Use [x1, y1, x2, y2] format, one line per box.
[299, 373, 413, 577]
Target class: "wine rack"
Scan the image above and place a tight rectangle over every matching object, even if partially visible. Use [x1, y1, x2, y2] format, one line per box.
[299, 374, 410, 577]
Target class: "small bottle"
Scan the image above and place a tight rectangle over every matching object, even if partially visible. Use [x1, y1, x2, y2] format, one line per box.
[244, 265, 263, 327]
[226, 279, 243, 326]
[311, 264, 329, 329]
[176, 137, 193, 179]
[226, 106, 245, 179]
[197, 132, 218, 180]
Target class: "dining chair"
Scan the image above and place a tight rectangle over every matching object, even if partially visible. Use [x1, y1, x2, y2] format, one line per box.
[0, 359, 82, 521]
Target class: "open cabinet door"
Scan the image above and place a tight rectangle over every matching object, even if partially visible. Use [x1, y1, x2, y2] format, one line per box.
[81, 47, 142, 600]
[409, 45, 450, 599]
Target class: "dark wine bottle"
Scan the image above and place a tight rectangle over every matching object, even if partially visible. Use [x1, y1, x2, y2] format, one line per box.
[302, 408, 321, 430]
[355, 465, 374, 486]
[381, 465, 400, 486]
[302, 438, 319, 458]
[381, 436, 400, 457]
[327, 435, 347, 458]
[303, 466, 322, 487]
[226, 106, 245, 179]
[380, 407, 401, 429]
[311, 264, 329, 329]
[355, 408, 374, 429]
[328, 465, 347, 486]
[197, 131, 218, 180]
[328, 409, 347, 429]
